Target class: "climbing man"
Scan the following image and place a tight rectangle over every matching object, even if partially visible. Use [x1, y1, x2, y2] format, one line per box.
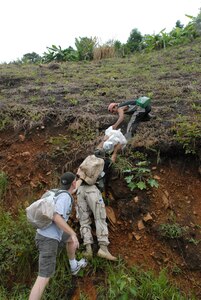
[108, 96, 152, 138]
[75, 149, 117, 261]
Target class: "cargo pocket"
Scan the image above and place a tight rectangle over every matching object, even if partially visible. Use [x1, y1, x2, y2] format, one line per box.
[95, 198, 106, 219]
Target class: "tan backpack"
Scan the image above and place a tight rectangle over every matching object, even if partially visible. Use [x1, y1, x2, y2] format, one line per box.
[77, 154, 104, 185]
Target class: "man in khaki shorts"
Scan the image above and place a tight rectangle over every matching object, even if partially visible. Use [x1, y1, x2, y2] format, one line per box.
[29, 172, 87, 300]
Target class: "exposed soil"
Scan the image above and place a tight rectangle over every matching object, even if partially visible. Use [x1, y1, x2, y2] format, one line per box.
[1, 127, 201, 299]
[0, 39, 201, 299]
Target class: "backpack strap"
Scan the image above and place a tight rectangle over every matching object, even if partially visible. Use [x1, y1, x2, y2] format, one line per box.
[118, 99, 137, 108]
[53, 189, 73, 205]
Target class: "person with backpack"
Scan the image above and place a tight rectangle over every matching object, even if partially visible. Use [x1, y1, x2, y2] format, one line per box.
[108, 96, 152, 138]
[29, 172, 87, 300]
[75, 149, 117, 261]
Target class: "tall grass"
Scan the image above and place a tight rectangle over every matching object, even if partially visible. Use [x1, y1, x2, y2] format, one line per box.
[93, 46, 116, 60]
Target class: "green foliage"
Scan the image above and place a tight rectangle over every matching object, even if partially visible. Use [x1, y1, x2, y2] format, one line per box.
[0, 207, 76, 299]
[69, 98, 78, 105]
[139, 12, 201, 53]
[175, 20, 184, 29]
[141, 30, 173, 51]
[3, 10, 201, 66]
[0, 171, 8, 202]
[48, 134, 70, 157]
[173, 115, 201, 154]
[42, 45, 78, 63]
[123, 160, 159, 191]
[0, 207, 193, 299]
[0, 208, 37, 293]
[113, 151, 159, 191]
[112, 40, 129, 57]
[0, 114, 12, 131]
[195, 9, 201, 35]
[75, 36, 97, 60]
[49, 134, 69, 146]
[127, 28, 143, 52]
[97, 260, 191, 299]
[21, 52, 41, 64]
[159, 223, 187, 239]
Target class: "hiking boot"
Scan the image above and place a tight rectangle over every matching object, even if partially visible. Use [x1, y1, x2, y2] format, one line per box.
[71, 258, 88, 275]
[97, 248, 117, 261]
[83, 244, 93, 259]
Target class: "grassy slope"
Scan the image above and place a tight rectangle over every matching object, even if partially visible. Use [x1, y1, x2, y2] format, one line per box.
[0, 38, 200, 152]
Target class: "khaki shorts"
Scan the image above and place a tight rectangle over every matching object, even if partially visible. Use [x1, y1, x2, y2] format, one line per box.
[35, 232, 70, 277]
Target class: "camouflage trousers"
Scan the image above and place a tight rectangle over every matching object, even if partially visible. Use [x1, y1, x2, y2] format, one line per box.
[76, 184, 109, 246]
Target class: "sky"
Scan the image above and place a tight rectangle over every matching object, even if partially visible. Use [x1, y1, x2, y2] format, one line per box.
[0, 0, 200, 63]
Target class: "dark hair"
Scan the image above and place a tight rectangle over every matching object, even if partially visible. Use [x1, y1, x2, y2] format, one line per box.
[94, 148, 105, 159]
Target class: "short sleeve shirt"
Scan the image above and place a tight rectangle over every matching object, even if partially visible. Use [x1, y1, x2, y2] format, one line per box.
[37, 192, 73, 241]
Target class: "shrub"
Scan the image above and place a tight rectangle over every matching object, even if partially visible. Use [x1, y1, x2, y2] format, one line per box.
[75, 36, 97, 60]
[0, 208, 37, 290]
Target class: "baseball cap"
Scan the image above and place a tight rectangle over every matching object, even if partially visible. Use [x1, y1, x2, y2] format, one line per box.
[60, 172, 76, 189]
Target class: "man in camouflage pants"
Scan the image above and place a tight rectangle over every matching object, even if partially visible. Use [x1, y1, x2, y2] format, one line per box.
[76, 150, 117, 261]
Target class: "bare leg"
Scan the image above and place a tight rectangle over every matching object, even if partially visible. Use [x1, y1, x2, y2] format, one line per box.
[66, 236, 77, 260]
[29, 276, 50, 300]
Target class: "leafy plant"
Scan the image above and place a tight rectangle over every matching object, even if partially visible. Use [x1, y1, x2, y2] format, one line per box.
[123, 160, 159, 191]
[75, 36, 97, 61]
[159, 223, 187, 239]
[42, 45, 78, 63]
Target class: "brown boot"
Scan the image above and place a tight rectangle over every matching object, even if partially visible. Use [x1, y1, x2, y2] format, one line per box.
[97, 245, 117, 261]
[83, 244, 93, 258]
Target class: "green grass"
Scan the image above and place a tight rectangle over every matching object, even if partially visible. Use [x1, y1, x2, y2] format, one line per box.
[0, 206, 195, 300]
[0, 171, 8, 202]
[159, 223, 187, 239]
[94, 259, 194, 300]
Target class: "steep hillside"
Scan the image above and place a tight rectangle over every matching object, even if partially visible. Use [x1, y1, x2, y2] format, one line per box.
[0, 39, 201, 299]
